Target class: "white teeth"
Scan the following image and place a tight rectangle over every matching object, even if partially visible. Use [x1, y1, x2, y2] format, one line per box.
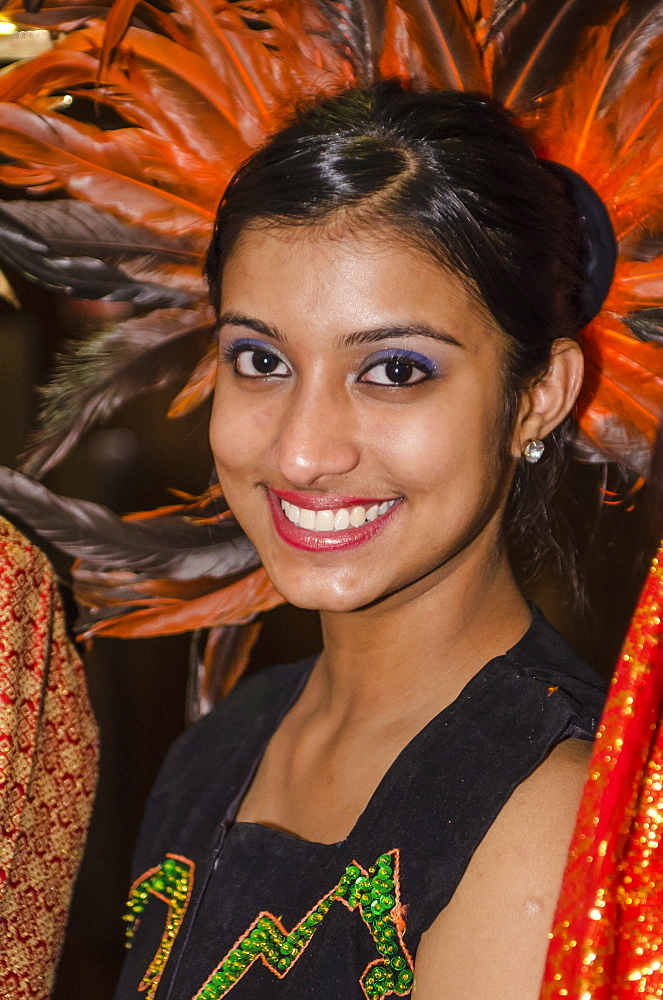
[280, 498, 397, 532]
[315, 509, 335, 531]
[349, 506, 367, 527]
[284, 502, 300, 524]
[299, 507, 316, 530]
[334, 507, 350, 530]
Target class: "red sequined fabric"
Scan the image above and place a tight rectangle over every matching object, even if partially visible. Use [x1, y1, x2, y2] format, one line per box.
[542, 544, 663, 998]
[0, 516, 98, 999]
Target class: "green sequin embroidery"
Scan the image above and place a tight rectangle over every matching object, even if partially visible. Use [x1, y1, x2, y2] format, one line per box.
[194, 849, 413, 1000]
[124, 853, 195, 1000]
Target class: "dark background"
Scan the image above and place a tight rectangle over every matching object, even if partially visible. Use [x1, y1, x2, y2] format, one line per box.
[0, 273, 653, 997]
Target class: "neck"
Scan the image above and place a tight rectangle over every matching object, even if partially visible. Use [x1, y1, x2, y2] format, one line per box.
[313, 534, 531, 728]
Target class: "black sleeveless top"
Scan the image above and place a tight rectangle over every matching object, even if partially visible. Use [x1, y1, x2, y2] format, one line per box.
[115, 609, 606, 1000]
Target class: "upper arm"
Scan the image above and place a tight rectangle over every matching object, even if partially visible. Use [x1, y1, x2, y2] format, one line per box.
[413, 738, 592, 1000]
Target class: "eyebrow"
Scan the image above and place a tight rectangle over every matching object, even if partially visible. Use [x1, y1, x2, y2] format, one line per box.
[338, 324, 463, 349]
[217, 310, 464, 350]
[217, 310, 287, 343]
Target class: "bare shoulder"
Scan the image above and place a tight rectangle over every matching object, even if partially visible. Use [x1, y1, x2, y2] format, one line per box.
[525, 733, 594, 783]
[455, 735, 593, 907]
[465, 735, 592, 887]
[503, 734, 593, 825]
[413, 738, 593, 1000]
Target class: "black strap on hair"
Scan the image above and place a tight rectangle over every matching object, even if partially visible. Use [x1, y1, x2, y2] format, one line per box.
[538, 159, 617, 328]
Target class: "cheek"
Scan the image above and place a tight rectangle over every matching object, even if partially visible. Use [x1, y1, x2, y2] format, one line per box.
[372, 384, 499, 499]
[209, 388, 276, 481]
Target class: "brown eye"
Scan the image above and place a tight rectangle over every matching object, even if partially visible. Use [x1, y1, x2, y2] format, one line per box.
[235, 349, 289, 378]
[385, 359, 415, 383]
[361, 359, 430, 386]
[251, 351, 279, 374]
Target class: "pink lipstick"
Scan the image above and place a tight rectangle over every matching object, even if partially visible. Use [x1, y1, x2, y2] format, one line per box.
[267, 489, 401, 552]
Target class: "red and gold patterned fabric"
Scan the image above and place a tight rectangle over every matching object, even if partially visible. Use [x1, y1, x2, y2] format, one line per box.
[542, 544, 663, 998]
[0, 516, 98, 999]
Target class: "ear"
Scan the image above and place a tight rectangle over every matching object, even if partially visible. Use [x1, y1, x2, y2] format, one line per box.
[510, 339, 584, 459]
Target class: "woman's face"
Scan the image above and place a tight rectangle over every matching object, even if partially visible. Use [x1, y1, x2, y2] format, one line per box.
[209, 224, 516, 613]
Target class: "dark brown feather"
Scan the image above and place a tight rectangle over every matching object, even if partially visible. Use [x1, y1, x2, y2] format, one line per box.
[486, 0, 523, 36]
[624, 308, 663, 343]
[491, 0, 618, 109]
[187, 621, 262, 720]
[311, 0, 387, 83]
[620, 227, 663, 263]
[21, 308, 214, 477]
[602, 0, 663, 108]
[382, 0, 485, 90]
[0, 200, 202, 305]
[0, 466, 260, 579]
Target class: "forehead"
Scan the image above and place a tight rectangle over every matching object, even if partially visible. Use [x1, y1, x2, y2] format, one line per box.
[219, 224, 499, 349]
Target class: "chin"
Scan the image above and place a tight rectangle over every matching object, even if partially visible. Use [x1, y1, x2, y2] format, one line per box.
[294, 593, 368, 614]
[263, 564, 377, 614]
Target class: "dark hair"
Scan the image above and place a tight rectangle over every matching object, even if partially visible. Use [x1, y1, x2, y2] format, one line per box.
[205, 82, 585, 582]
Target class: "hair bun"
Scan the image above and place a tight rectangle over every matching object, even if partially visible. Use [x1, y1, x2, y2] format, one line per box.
[539, 159, 617, 328]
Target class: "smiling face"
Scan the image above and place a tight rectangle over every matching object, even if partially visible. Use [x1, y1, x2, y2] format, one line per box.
[209, 224, 518, 613]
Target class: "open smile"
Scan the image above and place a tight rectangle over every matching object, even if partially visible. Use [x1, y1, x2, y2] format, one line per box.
[268, 489, 401, 552]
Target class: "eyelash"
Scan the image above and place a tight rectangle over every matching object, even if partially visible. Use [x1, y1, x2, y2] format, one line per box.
[222, 340, 438, 387]
[358, 351, 438, 386]
[222, 339, 290, 379]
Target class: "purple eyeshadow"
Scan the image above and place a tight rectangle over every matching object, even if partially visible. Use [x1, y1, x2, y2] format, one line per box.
[363, 348, 439, 376]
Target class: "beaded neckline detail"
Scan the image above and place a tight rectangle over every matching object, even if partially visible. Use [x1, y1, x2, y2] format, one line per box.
[193, 848, 413, 999]
[125, 848, 414, 999]
[124, 854, 195, 1000]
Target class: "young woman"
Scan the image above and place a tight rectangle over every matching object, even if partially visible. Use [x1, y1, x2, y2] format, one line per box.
[114, 84, 608, 1000]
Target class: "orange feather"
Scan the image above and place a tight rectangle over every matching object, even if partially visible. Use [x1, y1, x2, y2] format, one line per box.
[168, 340, 218, 418]
[78, 566, 282, 638]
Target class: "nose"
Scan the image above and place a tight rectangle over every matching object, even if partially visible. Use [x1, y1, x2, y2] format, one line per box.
[268, 381, 361, 487]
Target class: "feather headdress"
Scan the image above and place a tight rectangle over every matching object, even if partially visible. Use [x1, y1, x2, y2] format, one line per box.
[0, 0, 660, 642]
